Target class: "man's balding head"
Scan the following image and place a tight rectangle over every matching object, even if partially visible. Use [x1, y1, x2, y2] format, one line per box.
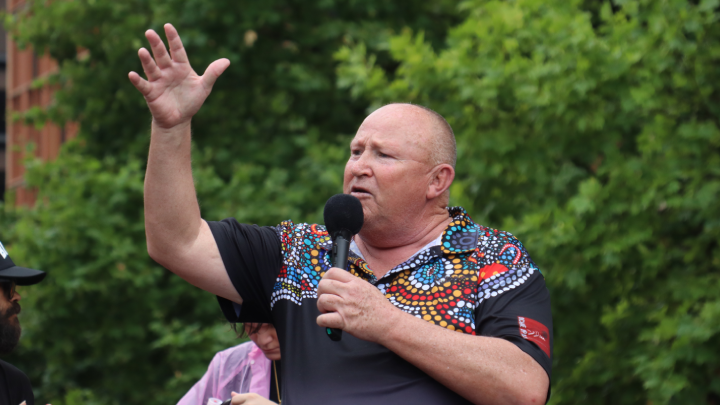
[365, 103, 456, 169]
[404, 104, 456, 169]
[344, 103, 457, 242]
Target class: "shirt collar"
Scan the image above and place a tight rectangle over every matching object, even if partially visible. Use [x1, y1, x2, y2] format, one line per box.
[315, 206, 479, 255]
[440, 206, 480, 255]
[317, 207, 478, 283]
[379, 207, 479, 276]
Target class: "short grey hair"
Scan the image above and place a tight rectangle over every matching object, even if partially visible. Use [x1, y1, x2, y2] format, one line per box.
[394, 103, 456, 168]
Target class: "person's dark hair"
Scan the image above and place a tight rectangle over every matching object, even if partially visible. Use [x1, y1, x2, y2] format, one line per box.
[233, 322, 264, 338]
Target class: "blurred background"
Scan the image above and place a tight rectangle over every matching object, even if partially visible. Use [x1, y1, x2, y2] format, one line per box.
[0, 0, 718, 404]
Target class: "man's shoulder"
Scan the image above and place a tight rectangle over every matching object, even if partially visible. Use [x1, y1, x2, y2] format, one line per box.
[445, 206, 540, 278]
[206, 341, 268, 380]
[475, 225, 525, 251]
[0, 359, 34, 405]
[444, 207, 519, 253]
[275, 220, 331, 252]
[275, 219, 326, 234]
[214, 340, 259, 361]
[0, 359, 31, 384]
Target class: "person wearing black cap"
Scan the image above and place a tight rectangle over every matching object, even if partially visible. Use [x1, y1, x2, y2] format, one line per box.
[0, 241, 46, 405]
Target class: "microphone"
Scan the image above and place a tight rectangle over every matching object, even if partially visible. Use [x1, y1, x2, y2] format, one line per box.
[323, 193, 364, 341]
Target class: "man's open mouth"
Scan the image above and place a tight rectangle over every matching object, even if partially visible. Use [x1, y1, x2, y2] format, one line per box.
[350, 187, 371, 195]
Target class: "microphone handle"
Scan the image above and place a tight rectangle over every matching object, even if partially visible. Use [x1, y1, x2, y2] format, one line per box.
[326, 234, 351, 341]
[332, 235, 350, 269]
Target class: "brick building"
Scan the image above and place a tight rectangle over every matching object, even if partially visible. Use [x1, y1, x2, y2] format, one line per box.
[0, 0, 7, 201]
[4, 0, 77, 205]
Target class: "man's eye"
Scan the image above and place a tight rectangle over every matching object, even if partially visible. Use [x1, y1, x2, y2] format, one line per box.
[351, 149, 362, 156]
[378, 152, 390, 158]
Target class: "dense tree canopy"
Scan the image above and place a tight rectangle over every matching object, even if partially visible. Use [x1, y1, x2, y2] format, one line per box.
[336, 0, 720, 403]
[1, 0, 718, 404]
[2, 0, 459, 404]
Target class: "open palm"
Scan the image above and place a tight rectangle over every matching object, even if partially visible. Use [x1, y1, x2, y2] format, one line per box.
[128, 24, 230, 129]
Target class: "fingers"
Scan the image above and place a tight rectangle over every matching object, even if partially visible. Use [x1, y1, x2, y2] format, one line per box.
[317, 288, 344, 314]
[316, 268, 360, 313]
[323, 267, 355, 281]
[145, 29, 173, 69]
[164, 23, 189, 64]
[231, 392, 244, 405]
[128, 71, 151, 96]
[201, 58, 231, 89]
[317, 277, 345, 297]
[138, 48, 162, 81]
[231, 392, 266, 405]
[317, 312, 344, 329]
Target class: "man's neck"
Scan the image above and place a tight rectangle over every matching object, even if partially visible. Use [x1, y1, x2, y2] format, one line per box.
[355, 212, 452, 279]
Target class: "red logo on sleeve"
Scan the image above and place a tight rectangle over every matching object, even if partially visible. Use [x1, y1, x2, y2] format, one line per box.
[518, 316, 550, 358]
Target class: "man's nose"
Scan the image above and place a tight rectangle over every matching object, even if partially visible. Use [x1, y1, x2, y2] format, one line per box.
[350, 152, 372, 177]
[12, 291, 21, 302]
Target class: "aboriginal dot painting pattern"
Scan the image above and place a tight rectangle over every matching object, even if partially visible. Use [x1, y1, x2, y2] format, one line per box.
[271, 222, 332, 306]
[271, 222, 367, 306]
[270, 207, 539, 335]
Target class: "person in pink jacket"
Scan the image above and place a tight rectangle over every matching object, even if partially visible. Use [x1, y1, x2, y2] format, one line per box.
[178, 323, 282, 405]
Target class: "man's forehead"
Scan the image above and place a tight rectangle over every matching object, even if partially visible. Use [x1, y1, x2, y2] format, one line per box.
[362, 104, 432, 129]
[352, 104, 434, 144]
[350, 125, 424, 152]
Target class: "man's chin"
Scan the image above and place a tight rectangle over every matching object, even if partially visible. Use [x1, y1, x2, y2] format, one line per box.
[0, 322, 21, 355]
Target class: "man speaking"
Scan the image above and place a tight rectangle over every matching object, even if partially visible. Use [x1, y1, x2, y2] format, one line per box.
[130, 24, 553, 405]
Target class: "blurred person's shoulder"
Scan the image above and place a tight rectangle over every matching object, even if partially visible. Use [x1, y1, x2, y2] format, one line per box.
[0, 359, 34, 405]
[215, 340, 259, 361]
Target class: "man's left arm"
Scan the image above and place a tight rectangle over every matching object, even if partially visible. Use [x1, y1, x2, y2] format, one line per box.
[317, 268, 550, 405]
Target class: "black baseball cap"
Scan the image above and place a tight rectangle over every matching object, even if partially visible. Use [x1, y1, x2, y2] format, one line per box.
[0, 241, 46, 286]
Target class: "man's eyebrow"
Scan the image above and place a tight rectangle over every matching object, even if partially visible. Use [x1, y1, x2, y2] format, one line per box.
[370, 138, 392, 150]
[350, 137, 368, 148]
[350, 136, 394, 151]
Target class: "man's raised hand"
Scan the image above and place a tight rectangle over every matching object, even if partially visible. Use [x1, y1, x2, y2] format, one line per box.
[128, 23, 230, 129]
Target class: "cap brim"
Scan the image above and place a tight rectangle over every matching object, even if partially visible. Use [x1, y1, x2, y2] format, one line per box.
[0, 266, 47, 285]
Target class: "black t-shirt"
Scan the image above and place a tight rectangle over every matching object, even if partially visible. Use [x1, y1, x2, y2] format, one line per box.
[209, 207, 553, 404]
[0, 360, 34, 405]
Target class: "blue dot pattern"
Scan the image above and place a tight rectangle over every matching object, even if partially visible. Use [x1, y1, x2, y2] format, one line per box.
[270, 207, 542, 335]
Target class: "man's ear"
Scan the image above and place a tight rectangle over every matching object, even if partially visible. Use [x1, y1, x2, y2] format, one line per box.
[427, 164, 455, 200]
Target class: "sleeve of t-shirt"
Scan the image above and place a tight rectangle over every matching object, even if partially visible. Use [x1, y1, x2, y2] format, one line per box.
[474, 232, 553, 381]
[206, 219, 283, 324]
[475, 274, 553, 375]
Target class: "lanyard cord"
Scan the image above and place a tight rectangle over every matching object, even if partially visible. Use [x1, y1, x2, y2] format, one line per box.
[273, 360, 281, 404]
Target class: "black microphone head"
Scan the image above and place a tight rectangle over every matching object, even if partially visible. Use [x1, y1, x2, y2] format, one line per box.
[324, 194, 364, 237]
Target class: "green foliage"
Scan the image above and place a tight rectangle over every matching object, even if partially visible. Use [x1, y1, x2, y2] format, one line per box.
[53, 389, 103, 405]
[336, 0, 720, 403]
[6, 0, 459, 179]
[4, 0, 719, 403]
[2, 0, 461, 404]
[1, 145, 239, 404]
[0, 136, 350, 403]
